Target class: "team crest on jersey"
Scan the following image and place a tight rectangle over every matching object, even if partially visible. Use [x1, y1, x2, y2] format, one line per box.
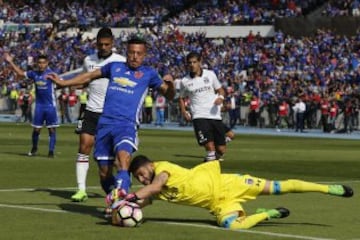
[203, 77, 210, 84]
[113, 77, 137, 87]
[245, 178, 254, 185]
[134, 71, 144, 79]
[115, 68, 121, 72]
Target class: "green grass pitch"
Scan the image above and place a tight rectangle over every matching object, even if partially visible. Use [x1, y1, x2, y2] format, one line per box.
[0, 123, 359, 240]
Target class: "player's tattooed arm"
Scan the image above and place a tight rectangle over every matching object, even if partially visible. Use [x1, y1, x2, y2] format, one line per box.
[135, 171, 169, 200]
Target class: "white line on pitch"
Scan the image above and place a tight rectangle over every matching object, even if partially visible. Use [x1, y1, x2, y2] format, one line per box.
[152, 221, 335, 240]
[0, 203, 69, 213]
[0, 203, 335, 240]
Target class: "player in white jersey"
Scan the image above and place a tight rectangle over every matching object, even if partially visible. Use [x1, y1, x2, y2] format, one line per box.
[71, 27, 126, 202]
[179, 52, 227, 162]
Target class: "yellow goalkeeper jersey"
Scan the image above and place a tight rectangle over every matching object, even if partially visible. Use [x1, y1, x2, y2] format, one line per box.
[153, 161, 264, 218]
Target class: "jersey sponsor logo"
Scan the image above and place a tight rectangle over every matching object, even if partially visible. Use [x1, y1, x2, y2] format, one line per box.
[36, 81, 47, 86]
[113, 77, 137, 87]
[134, 71, 144, 79]
[193, 85, 212, 94]
[109, 86, 134, 94]
[36, 81, 48, 89]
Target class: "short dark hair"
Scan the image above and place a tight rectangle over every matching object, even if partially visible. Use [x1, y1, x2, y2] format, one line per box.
[97, 27, 114, 40]
[127, 37, 147, 46]
[129, 155, 152, 173]
[37, 54, 48, 61]
[186, 51, 201, 62]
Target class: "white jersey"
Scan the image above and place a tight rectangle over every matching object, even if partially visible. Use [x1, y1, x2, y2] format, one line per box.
[179, 69, 222, 120]
[83, 53, 126, 113]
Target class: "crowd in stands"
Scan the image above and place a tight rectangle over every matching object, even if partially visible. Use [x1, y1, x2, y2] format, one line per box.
[1, 0, 327, 28]
[172, 0, 326, 26]
[322, 0, 360, 17]
[0, 0, 183, 28]
[0, 0, 359, 132]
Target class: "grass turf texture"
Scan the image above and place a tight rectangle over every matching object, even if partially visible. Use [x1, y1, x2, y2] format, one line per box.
[0, 123, 359, 240]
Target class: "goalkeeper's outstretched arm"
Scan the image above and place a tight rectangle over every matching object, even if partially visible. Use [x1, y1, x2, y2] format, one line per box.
[130, 172, 169, 202]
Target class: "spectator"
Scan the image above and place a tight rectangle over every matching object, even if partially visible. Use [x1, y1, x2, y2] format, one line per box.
[292, 97, 306, 133]
[155, 93, 166, 127]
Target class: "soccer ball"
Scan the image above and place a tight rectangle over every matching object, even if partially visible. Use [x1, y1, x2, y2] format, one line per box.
[112, 201, 143, 227]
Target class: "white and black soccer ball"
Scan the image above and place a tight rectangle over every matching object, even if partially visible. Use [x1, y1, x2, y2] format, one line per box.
[112, 201, 143, 227]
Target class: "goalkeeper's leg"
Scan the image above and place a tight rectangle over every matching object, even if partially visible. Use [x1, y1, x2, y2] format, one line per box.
[219, 208, 290, 229]
[266, 179, 353, 197]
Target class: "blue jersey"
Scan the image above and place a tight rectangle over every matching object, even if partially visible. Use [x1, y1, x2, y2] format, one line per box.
[99, 62, 163, 125]
[26, 68, 57, 107]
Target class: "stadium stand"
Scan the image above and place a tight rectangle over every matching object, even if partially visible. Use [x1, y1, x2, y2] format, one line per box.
[0, 0, 359, 132]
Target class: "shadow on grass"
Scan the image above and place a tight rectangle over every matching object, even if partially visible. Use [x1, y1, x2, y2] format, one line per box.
[32, 188, 103, 200]
[146, 217, 331, 228]
[2, 151, 52, 158]
[173, 154, 203, 159]
[146, 217, 217, 226]
[59, 203, 108, 220]
[24, 188, 111, 224]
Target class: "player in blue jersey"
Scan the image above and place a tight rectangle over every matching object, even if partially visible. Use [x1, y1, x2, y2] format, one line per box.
[4, 53, 59, 158]
[47, 37, 175, 198]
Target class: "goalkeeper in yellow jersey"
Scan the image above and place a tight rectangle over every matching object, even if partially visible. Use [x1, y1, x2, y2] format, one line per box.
[110, 155, 353, 229]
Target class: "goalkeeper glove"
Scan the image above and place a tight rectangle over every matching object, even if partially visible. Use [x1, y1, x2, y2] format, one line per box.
[105, 188, 127, 206]
[124, 192, 139, 202]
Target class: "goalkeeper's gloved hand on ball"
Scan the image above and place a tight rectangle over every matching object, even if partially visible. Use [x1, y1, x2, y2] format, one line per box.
[105, 188, 127, 206]
[124, 192, 139, 202]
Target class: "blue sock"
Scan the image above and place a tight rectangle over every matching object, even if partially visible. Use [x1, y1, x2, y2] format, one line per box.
[32, 131, 39, 149]
[100, 175, 115, 194]
[115, 170, 131, 193]
[48, 130, 56, 152]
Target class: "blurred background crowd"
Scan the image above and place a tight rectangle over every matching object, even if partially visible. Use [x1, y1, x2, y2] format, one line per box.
[0, 0, 359, 133]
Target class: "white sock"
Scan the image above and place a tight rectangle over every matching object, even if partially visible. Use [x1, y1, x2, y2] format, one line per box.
[225, 136, 232, 143]
[76, 153, 89, 191]
[205, 151, 216, 161]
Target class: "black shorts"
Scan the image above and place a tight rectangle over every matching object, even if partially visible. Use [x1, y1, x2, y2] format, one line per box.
[223, 123, 231, 133]
[79, 110, 101, 135]
[192, 118, 226, 146]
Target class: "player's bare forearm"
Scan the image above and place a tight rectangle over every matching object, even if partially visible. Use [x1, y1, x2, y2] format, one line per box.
[137, 198, 152, 208]
[47, 70, 99, 87]
[179, 97, 191, 121]
[164, 82, 175, 100]
[214, 87, 225, 105]
[135, 184, 161, 200]
[160, 74, 175, 100]
[135, 172, 168, 200]
[4, 53, 25, 77]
